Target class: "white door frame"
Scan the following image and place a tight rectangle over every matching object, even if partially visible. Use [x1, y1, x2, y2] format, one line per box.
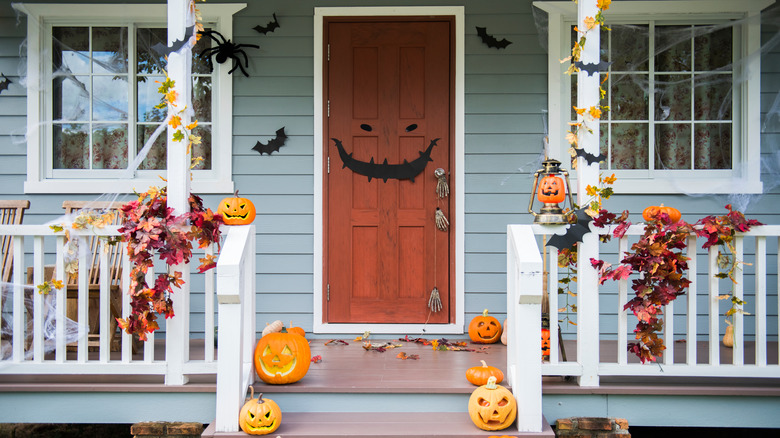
[313, 6, 465, 334]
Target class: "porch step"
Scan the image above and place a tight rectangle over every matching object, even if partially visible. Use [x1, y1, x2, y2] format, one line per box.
[201, 412, 555, 437]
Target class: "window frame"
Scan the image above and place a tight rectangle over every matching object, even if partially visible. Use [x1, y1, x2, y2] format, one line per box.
[15, 3, 246, 194]
[534, 0, 772, 194]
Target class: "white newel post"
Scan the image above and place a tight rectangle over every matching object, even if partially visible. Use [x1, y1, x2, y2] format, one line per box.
[575, 0, 600, 387]
[507, 225, 543, 433]
[216, 225, 255, 433]
[165, 0, 193, 385]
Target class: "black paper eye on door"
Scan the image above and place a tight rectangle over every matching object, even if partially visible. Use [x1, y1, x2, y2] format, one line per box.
[331, 137, 438, 182]
[360, 124, 373, 132]
[406, 124, 418, 132]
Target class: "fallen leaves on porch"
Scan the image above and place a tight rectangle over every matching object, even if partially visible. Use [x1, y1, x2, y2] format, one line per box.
[396, 352, 420, 360]
[310, 355, 322, 363]
[400, 336, 489, 353]
[324, 339, 349, 346]
[363, 341, 403, 352]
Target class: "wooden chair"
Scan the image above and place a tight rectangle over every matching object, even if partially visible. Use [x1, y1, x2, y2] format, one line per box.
[0, 200, 30, 341]
[61, 200, 126, 351]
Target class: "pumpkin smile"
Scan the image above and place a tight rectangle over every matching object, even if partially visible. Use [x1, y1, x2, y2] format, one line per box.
[261, 346, 297, 376]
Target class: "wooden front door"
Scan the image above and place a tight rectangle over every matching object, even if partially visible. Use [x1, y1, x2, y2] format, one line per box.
[324, 18, 454, 324]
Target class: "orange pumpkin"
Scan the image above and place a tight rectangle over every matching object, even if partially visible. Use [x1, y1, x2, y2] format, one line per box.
[468, 309, 502, 344]
[537, 174, 566, 204]
[218, 190, 256, 225]
[254, 330, 311, 384]
[468, 376, 517, 431]
[288, 321, 306, 338]
[642, 204, 681, 223]
[541, 328, 551, 359]
[238, 387, 282, 435]
[466, 360, 504, 386]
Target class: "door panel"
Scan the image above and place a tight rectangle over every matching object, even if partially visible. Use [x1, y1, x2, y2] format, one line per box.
[325, 18, 453, 324]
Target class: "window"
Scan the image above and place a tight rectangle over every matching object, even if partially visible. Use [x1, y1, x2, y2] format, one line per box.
[15, 3, 245, 194]
[535, 0, 772, 194]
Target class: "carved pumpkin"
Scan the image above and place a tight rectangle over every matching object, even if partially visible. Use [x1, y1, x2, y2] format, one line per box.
[218, 190, 256, 225]
[254, 330, 311, 384]
[642, 204, 681, 223]
[468, 309, 502, 344]
[238, 388, 282, 435]
[541, 328, 551, 359]
[468, 376, 517, 431]
[466, 360, 504, 386]
[536, 174, 566, 204]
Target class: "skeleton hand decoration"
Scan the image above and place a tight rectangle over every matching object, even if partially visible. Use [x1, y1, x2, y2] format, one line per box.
[434, 168, 449, 198]
[435, 207, 449, 231]
[428, 287, 442, 313]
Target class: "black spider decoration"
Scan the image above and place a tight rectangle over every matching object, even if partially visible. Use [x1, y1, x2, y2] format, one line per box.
[197, 30, 259, 77]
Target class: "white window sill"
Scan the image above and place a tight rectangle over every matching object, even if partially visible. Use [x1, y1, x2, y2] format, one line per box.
[24, 178, 234, 195]
[571, 177, 763, 194]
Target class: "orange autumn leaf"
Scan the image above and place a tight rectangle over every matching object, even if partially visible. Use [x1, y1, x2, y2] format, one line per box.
[597, 0, 612, 10]
[169, 115, 182, 129]
[583, 16, 596, 30]
[165, 89, 178, 105]
[186, 120, 198, 130]
[573, 106, 586, 116]
[589, 107, 602, 119]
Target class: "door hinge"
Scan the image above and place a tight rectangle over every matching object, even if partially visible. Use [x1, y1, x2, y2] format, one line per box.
[327, 284, 330, 301]
[327, 99, 330, 117]
[327, 44, 330, 61]
[327, 156, 330, 174]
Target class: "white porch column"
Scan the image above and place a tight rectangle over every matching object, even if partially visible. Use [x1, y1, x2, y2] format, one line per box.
[165, 0, 193, 385]
[575, 0, 600, 387]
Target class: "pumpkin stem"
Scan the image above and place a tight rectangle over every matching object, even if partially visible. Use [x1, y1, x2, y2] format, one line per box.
[480, 360, 488, 368]
[482, 309, 489, 317]
[256, 393, 265, 405]
[485, 376, 498, 390]
[248, 386, 255, 400]
[234, 189, 240, 197]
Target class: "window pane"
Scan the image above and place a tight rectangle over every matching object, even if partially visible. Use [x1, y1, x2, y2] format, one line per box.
[92, 124, 128, 169]
[193, 77, 212, 122]
[694, 124, 731, 169]
[53, 75, 89, 121]
[655, 124, 691, 170]
[136, 125, 166, 170]
[694, 74, 732, 120]
[53, 123, 89, 169]
[53, 27, 89, 74]
[192, 125, 212, 170]
[695, 25, 732, 71]
[655, 75, 691, 121]
[193, 28, 214, 74]
[93, 76, 128, 121]
[92, 27, 128, 74]
[655, 25, 692, 72]
[137, 75, 166, 122]
[612, 24, 648, 71]
[136, 28, 167, 75]
[611, 74, 648, 120]
[611, 123, 648, 169]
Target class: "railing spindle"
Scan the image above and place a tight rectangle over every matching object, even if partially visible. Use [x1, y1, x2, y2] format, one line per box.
[686, 235, 697, 365]
[32, 236, 45, 362]
[55, 235, 67, 362]
[99, 239, 110, 362]
[617, 235, 628, 365]
[733, 237, 745, 366]
[12, 235, 24, 362]
[205, 243, 215, 363]
[708, 247, 720, 365]
[548, 245, 559, 364]
[755, 236, 767, 366]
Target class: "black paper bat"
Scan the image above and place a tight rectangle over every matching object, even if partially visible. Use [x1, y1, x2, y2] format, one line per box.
[252, 127, 288, 155]
[0, 74, 11, 94]
[573, 60, 612, 76]
[476, 26, 512, 49]
[332, 137, 438, 183]
[574, 147, 607, 165]
[253, 13, 280, 35]
[152, 26, 196, 57]
[546, 208, 593, 251]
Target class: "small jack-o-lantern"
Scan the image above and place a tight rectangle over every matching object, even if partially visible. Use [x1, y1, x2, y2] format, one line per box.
[541, 328, 551, 359]
[238, 387, 282, 435]
[254, 330, 311, 384]
[468, 376, 517, 431]
[468, 309, 503, 344]
[537, 174, 566, 204]
[218, 190, 256, 225]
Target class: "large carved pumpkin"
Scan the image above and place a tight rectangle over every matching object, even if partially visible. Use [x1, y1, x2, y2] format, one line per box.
[468, 309, 502, 344]
[238, 388, 282, 435]
[536, 174, 566, 204]
[218, 190, 256, 225]
[254, 330, 311, 384]
[468, 376, 517, 431]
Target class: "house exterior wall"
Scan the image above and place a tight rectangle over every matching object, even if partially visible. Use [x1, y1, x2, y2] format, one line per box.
[0, 0, 778, 339]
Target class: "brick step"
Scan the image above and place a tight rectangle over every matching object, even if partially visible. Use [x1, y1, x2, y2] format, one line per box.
[201, 412, 555, 438]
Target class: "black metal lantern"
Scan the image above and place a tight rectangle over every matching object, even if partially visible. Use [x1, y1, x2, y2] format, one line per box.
[528, 158, 574, 225]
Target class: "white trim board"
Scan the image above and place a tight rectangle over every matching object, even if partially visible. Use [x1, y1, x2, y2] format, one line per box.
[312, 6, 466, 335]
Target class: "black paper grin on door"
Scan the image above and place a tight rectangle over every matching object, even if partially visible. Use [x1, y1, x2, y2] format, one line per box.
[331, 137, 439, 183]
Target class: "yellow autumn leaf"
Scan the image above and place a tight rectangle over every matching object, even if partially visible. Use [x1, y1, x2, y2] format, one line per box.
[586, 184, 598, 196]
[186, 120, 198, 130]
[169, 115, 182, 129]
[565, 131, 578, 146]
[602, 173, 617, 184]
[165, 89, 178, 104]
[583, 16, 596, 30]
[597, 0, 612, 10]
[573, 106, 586, 116]
[589, 107, 602, 119]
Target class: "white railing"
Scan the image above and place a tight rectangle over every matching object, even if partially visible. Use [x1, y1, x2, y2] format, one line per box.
[510, 224, 780, 382]
[0, 224, 219, 381]
[214, 224, 256, 433]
